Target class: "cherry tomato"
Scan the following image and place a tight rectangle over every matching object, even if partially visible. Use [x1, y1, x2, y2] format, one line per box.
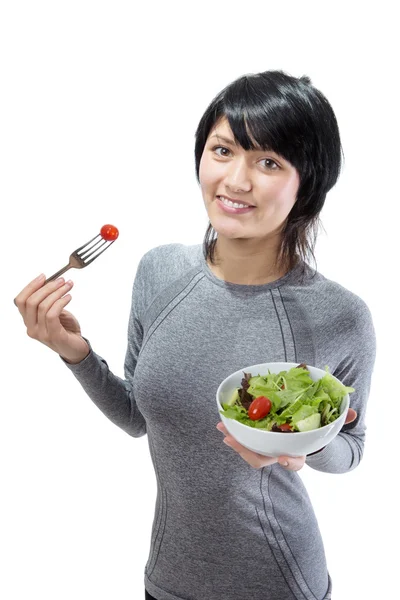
[279, 423, 293, 432]
[100, 224, 119, 241]
[248, 396, 272, 421]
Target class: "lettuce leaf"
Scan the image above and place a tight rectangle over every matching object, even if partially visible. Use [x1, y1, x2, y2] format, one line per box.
[291, 404, 319, 424]
[220, 364, 355, 433]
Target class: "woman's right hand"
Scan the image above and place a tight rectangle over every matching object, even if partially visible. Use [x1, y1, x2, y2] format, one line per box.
[14, 274, 90, 364]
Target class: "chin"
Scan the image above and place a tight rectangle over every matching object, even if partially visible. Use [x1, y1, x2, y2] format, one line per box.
[209, 222, 250, 240]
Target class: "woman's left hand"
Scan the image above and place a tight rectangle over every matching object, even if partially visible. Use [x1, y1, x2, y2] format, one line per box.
[216, 408, 357, 471]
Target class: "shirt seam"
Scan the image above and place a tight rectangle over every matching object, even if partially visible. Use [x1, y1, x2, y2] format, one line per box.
[270, 288, 288, 362]
[260, 469, 313, 600]
[268, 469, 321, 600]
[255, 505, 298, 600]
[278, 287, 298, 363]
[141, 273, 205, 355]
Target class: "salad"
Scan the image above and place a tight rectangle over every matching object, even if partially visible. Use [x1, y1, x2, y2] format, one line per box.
[220, 363, 355, 432]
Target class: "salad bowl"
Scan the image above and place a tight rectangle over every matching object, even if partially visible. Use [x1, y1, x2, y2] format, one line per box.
[216, 362, 352, 458]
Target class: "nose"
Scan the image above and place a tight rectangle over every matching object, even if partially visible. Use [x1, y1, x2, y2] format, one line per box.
[224, 158, 252, 194]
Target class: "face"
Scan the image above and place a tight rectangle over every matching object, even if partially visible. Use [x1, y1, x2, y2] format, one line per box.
[199, 117, 300, 244]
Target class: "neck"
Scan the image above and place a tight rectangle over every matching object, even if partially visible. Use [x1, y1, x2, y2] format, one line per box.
[208, 236, 291, 285]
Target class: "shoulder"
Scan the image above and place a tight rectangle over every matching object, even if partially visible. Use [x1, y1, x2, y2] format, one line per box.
[297, 267, 376, 359]
[132, 242, 204, 318]
[140, 242, 203, 269]
[137, 243, 203, 286]
[307, 270, 374, 329]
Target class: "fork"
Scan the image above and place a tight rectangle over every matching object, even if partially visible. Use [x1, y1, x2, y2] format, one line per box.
[42, 233, 116, 284]
[13, 233, 116, 306]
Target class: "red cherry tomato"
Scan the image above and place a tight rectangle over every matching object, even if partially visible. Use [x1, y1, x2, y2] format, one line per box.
[248, 396, 272, 421]
[100, 224, 119, 241]
[279, 423, 293, 432]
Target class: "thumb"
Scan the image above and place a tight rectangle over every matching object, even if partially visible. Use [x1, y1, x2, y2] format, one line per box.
[278, 455, 306, 471]
[345, 408, 357, 424]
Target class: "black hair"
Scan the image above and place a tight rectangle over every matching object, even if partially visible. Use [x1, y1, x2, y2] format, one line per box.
[194, 70, 344, 278]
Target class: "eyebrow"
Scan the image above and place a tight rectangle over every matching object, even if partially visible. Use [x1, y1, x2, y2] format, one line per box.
[210, 134, 237, 146]
[210, 133, 269, 154]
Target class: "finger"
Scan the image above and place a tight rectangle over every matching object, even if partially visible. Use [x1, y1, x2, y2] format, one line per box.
[345, 408, 357, 424]
[24, 278, 67, 330]
[45, 293, 73, 337]
[278, 456, 306, 472]
[14, 274, 46, 309]
[37, 281, 74, 333]
[223, 437, 277, 468]
[216, 422, 229, 435]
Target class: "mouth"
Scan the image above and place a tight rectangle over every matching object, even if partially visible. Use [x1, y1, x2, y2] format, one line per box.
[216, 196, 256, 215]
[217, 195, 255, 209]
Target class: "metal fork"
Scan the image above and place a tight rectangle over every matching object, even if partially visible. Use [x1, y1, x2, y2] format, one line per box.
[43, 233, 116, 284]
[13, 233, 116, 306]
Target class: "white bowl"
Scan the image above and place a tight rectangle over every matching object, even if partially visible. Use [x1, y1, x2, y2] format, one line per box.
[216, 362, 350, 458]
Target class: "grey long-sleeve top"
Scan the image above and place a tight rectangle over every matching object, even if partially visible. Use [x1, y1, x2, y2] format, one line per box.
[61, 243, 376, 600]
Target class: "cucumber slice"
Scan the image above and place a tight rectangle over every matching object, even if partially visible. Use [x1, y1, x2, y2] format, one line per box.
[226, 389, 240, 406]
[296, 413, 321, 432]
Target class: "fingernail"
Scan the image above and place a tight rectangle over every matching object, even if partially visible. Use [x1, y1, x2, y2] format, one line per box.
[35, 273, 45, 281]
[223, 438, 231, 446]
[281, 461, 289, 467]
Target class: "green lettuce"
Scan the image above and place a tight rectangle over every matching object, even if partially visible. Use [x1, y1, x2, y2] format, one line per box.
[220, 365, 355, 433]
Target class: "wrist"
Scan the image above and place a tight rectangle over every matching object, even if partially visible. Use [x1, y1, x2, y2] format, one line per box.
[307, 446, 326, 456]
[59, 343, 90, 365]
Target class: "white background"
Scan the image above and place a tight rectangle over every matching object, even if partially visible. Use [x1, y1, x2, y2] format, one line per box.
[1, 2, 399, 599]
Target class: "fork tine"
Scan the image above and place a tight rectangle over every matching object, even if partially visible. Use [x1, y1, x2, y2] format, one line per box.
[75, 234, 102, 254]
[80, 239, 108, 261]
[83, 240, 116, 265]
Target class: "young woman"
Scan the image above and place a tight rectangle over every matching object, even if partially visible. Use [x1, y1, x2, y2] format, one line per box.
[15, 70, 376, 600]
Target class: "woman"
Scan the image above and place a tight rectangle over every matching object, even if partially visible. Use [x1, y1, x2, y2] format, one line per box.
[15, 70, 376, 600]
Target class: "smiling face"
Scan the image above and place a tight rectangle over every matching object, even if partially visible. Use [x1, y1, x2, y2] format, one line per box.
[199, 116, 301, 244]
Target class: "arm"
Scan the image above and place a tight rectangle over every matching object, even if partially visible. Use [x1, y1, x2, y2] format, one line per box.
[59, 254, 149, 438]
[305, 298, 376, 474]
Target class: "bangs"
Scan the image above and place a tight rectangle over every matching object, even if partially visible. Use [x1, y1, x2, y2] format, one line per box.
[219, 75, 305, 166]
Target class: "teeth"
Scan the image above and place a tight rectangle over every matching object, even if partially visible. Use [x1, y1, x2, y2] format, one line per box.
[219, 196, 249, 209]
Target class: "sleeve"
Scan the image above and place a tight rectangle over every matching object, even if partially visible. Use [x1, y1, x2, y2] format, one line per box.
[305, 297, 376, 474]
[59, 253, 149, 438]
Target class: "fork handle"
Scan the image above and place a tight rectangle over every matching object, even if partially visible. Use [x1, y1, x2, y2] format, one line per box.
[45, 264, 73, 284]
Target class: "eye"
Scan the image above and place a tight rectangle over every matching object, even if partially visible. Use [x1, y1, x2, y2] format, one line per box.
[212, 145, 231, 157]
[212, 146, 280, 170]
[260, 158, 280, 171]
